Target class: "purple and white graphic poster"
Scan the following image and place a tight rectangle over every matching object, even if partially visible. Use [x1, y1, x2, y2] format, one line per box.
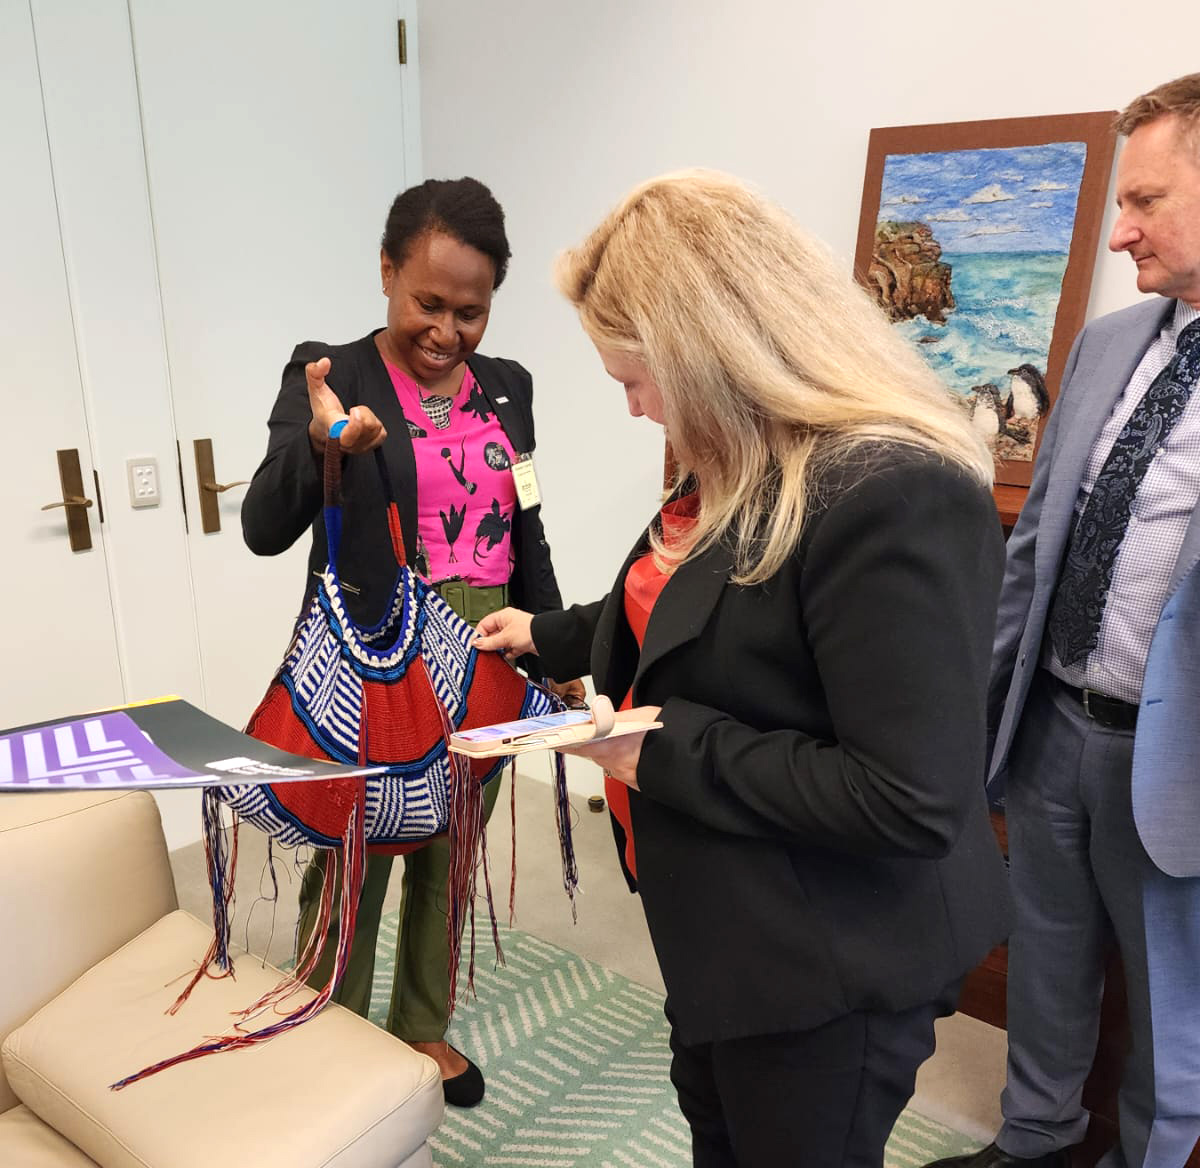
[0, 698, 387, 791]
[0, 712, 203, 789]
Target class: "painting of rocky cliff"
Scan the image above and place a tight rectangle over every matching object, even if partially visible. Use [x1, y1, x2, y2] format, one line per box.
[855, 114, 1117, 486]
[869, 220, 957, 324]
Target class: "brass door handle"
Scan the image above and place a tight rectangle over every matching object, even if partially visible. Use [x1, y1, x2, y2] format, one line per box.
[200, 479, 250, 494]
[42, 449, 95, 551]
[193, 438, 248, 533]
[40, 495, 93, 510]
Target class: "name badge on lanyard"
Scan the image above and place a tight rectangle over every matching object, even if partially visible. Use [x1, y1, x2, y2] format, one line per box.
[511, 453, 542, 510]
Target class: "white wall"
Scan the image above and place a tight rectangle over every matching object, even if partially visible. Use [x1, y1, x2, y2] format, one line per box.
[417, 0, 1200, 793]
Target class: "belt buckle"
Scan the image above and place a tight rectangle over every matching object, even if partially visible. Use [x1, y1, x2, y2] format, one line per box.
[1082, 688, 1094, 719]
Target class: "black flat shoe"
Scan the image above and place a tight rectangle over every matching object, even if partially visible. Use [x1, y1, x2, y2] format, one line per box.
[923, 1142, 1072, 1168]
[441, 1046, 485, 1108]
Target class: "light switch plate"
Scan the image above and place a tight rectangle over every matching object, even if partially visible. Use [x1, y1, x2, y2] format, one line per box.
[127, 457, 160, 508]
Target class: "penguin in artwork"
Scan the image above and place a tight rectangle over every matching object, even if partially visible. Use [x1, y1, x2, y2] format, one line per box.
[1006, 364, 1050, 419]
[969, 383, 1011, 442]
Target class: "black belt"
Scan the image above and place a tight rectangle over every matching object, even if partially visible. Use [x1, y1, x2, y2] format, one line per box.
[1052, 676, 1139, 731]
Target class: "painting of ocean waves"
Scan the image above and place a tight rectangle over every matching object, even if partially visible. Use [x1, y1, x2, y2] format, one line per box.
[894, 250, 1070, 393]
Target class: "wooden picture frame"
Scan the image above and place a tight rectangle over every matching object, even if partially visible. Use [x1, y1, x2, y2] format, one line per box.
[854, 112, 1117, 493]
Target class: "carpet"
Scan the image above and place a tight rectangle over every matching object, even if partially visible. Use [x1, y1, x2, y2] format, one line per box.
[367, 912, 983, 1167]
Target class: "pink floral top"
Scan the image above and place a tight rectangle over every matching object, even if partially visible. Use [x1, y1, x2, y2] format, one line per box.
[385, 361, 517, 586]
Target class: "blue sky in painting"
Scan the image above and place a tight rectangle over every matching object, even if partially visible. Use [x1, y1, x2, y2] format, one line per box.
[878, 142, 1087, 254]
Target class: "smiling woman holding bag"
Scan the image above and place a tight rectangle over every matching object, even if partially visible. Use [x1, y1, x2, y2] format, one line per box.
[474, 170, 1012, 1166]
[242, 176, 579, 1107]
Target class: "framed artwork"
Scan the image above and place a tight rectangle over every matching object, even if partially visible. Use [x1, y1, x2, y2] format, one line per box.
[854, 112, 1117, 488]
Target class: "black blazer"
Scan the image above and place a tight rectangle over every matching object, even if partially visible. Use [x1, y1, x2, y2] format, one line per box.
[532, 447, 1012, 1046]
[242, 332, 564, 635]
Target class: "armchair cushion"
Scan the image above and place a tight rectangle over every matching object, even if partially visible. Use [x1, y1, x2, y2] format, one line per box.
[0, 1105, 100, 1167]
[2, 910, 443, 1168]
[0, 790, 177, 1114]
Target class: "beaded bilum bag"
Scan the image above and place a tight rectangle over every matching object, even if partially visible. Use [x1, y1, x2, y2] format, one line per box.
[116, 435, 577, 1087]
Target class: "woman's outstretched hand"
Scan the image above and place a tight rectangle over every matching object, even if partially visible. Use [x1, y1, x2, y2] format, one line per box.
[472, 607, 536, 660]
[306, 357, 387, 454]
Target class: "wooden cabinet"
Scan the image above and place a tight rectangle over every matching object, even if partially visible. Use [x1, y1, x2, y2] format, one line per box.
[993, 484, 1028, 532]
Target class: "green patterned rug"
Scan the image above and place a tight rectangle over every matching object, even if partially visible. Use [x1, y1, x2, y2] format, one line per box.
[367, 913, 982, 1167]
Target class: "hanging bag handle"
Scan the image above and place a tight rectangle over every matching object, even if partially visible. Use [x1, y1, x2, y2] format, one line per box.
[322, 421, 409, 578]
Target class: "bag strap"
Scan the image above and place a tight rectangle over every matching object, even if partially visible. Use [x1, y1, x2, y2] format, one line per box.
[322, 422, 408, 574]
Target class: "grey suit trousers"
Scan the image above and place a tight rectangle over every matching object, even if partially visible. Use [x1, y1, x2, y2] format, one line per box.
[998, 671, 1200, 1168]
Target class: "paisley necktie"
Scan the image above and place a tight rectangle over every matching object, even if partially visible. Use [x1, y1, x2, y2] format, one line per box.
[1048, 318, 1200, 667]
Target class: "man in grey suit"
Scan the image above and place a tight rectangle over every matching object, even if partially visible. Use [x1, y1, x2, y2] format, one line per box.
[927, 74, 1200, 1168]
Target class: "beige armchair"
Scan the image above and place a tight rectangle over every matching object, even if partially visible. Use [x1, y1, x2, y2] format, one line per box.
[0, 790, 442, 1168]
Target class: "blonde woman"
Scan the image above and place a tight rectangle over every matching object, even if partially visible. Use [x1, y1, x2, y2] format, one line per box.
[475, 170, 1011, 1167]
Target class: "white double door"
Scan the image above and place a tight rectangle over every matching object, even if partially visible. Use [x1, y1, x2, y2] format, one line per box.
[4, 0, 419, 840]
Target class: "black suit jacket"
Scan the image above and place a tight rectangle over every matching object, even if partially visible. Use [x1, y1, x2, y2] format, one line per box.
[242, 332, 564, 638]
[532, 447, 1012, 1045]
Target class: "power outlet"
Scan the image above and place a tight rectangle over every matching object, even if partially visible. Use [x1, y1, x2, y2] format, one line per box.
[127, 457, 160, 509]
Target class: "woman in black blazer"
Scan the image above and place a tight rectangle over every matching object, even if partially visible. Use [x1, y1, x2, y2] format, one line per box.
[242, 178, 576, 1108]
[475, 171, 1012, 1166]
[242, 337, 562, 628]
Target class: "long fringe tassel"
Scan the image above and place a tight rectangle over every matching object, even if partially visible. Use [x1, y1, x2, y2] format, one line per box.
[110, 801, 366, 1091]
[508, 755, 518, 927]
[478, 801, 502, 970]
[438, 693, 492, 1011]
[288, 850, 338, 989]
[520, 681, 579, 920]
[164, 791, 240, 1016]
[205, 788, 237, 973]
[242, 836, 281, 961]
[553, 751, 579, 922]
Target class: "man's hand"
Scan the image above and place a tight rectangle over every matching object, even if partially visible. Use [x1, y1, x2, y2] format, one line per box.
[305, 357, 387, 454]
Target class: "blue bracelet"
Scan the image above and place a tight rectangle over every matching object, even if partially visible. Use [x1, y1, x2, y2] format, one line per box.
[329, 419, 349, 440]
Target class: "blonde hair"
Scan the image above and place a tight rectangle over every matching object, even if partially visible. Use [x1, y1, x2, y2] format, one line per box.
[555, 169, 993, 586]
[1116, 73, 1200, 157]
